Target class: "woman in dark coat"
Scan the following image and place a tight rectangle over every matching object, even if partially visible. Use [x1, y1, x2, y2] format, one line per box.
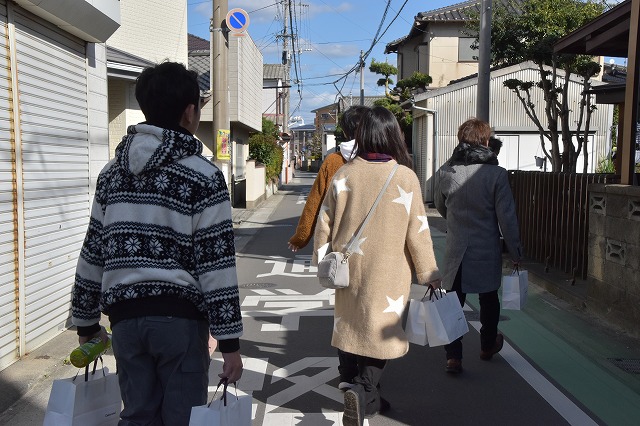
[434, 118, 522, 374]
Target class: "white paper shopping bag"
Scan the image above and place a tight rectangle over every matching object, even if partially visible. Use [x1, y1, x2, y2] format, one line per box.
[189, 382, 251, 426]
[502, 268, 528, 310]
[43, 367, 121, 426]
[423, 289, 469, 347]
[405, 298, 429, 346]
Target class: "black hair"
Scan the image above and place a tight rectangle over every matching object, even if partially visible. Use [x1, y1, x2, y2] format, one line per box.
[354, 106, 413, 168]
[339, 105, 369, 140]
[488, 136, 503, 155]
[135, 61, 200, 128]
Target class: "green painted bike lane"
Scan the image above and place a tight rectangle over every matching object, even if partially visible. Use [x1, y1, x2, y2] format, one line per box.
[430, 230, 640, 425]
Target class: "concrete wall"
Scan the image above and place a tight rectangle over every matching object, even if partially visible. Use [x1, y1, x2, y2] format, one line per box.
[245, 160, 266, 209]
[587, 184, 640, 337]
[106, 0, 187, 64]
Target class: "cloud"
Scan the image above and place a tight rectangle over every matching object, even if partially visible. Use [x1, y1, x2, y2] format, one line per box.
[230, 0, 281, 24]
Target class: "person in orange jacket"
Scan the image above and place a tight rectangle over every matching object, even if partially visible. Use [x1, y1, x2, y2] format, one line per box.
[288, 105, 369, 392]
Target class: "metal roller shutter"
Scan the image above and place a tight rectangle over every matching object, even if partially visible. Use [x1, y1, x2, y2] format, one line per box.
[12, 6, 90, 352]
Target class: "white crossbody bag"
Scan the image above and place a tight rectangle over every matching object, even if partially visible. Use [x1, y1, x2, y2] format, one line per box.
[317, 164, 398, 289]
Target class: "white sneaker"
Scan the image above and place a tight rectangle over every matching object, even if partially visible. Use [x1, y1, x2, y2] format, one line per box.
[338, 381, 354, 390]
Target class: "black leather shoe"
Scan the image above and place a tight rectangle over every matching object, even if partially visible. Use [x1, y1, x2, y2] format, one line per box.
[480, 333, 504, 360]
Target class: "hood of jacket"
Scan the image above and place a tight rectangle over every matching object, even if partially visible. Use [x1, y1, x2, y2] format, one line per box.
[115, 124, 202, 175]
[448, 142, 498, 166]
[339, 139, 357, 161]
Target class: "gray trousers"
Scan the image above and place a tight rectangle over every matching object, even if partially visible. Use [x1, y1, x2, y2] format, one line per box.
[111, 317, 210, 426]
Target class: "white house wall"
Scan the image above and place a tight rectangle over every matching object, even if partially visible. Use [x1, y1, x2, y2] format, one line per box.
[229, 36, 262, 132]
[428, 23, 479, 88]
[106, 0, 187, 65]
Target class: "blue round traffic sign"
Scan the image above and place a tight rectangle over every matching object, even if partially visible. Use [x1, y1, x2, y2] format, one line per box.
[226, 8, 250, 34]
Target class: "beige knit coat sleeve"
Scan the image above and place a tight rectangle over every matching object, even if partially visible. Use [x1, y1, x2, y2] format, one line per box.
[405, 173, 441, 284]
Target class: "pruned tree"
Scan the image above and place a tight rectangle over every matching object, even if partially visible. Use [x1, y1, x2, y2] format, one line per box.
[480, 0, 608, 172]
[369, 58, 398, 99]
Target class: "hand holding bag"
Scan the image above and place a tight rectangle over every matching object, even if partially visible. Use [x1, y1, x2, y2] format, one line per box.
[189, 379, 251, 426]
[317, 164, 398, 289]
[43, 358, 121, 426]
[502, 266, 528, 310]
[423, 286, 469, 347]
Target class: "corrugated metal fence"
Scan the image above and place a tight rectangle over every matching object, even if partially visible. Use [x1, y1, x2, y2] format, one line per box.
[508, 171, 617, 279]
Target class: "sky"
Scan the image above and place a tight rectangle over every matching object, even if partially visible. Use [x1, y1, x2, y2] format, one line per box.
[187, 0, 625, 127]
[187, 0, 457, 126]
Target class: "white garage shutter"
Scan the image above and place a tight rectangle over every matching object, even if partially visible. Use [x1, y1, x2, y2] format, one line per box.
[13, 7, 90, 352]
[0, 0, 18, 369]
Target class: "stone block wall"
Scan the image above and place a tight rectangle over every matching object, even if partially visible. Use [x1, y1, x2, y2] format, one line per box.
[587, 184, 640, 337]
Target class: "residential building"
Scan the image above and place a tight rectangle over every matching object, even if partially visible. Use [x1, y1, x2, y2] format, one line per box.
[0, 0, 120, 370]
[106, 0, 188, 158]
[385, 0, 523, 87]
[411, 62, 613, 202]
[263, 64, 291, 134]
[188, 33, 263, 205]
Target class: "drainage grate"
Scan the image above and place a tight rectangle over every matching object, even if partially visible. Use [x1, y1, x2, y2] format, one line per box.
[239, 282, 277, 289]
[464, 312, 510, 322]
[608, 358, 640, 374]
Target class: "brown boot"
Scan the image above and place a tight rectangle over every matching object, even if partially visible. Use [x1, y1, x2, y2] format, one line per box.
[445, 358, 462, 374]
[480, 333, 504, 360]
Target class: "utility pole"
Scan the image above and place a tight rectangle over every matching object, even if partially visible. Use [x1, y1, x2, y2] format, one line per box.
[359, 50, 365, 106]
[476, 0, 492, 122]
[211, 0, 230, 175]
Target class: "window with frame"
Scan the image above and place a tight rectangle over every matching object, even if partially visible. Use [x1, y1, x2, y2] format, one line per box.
[458, 37, 477, 62]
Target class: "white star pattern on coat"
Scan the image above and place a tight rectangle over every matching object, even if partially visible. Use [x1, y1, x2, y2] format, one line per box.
[317, 242, 330, 260]
[342, 237, 366, 255]
[334, 316, 341, 333]
[319, 204, 329, 223]
[392, 186, 413, 215]
[417, 215, 430, 233]
[383, 295, 404, 317]
[334, 177, 350, 195]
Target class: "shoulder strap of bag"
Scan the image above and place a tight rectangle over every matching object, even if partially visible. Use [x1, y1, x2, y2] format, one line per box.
[344, 163, 399, 258]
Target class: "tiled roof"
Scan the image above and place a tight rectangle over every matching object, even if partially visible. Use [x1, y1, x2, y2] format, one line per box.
[339, 96, 386, 110]
[264, 64, 289, 80]
[188, 51, 210, 91]
[106, 46, 155, 68]
[417, 0, 522, 22]
[188, 33, 209, 51]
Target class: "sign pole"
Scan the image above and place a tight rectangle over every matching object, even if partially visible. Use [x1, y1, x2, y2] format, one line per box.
[212, 0, 231, 183]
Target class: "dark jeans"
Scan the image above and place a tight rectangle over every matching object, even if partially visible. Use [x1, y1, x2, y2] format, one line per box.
[444, 266, 500, 360]
[342, 352, 387, 414]
[338, 349, 358, 382]
[111, 317, 210, 426]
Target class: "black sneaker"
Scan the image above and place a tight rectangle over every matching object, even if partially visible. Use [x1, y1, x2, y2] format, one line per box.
[365, 397, 391, 418]
[343, 385, 365, 426]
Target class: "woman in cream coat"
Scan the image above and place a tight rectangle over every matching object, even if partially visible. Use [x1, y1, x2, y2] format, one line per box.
[313, 107, 441, 426]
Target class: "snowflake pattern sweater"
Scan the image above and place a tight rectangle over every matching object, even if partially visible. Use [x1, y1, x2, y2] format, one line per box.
[72, 124, 243, 350]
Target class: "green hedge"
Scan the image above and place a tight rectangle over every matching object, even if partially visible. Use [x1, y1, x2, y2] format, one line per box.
[249, 134, 283, 184]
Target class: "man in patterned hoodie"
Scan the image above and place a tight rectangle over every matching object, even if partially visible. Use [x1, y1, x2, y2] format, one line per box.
[71, 61, 243, 425]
